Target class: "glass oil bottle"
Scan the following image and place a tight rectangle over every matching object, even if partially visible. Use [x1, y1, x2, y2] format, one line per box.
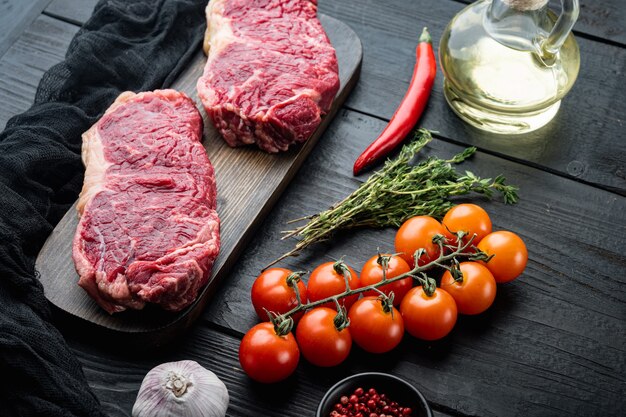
[439, 0, 580, 134]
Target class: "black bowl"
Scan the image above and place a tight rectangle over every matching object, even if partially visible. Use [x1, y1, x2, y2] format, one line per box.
[316, 372, 433, 417]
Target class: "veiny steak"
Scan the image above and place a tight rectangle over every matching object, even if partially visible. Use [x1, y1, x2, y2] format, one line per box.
[72, 89, 220, 314]
[197, 0, 340, 153]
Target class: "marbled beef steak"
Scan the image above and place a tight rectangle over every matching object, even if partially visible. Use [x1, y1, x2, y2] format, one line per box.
[197, 0, 340, 153]
[72, 90, 220, 314]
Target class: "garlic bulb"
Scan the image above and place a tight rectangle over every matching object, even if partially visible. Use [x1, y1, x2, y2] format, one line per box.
[132, 360, 229, 417]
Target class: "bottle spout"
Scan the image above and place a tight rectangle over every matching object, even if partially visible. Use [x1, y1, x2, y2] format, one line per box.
[486, 0, 550, 51]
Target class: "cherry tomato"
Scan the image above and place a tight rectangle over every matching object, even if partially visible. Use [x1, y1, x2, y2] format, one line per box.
[296, 307, 352, 367]
[307, 262, 361, 310]
[440, 262, 496, 315]
[477, 231, 528, 283]
[251, 268, 307, 322]
[360, 254, 412, 305]
[395, 216, 446, 267]
[348, 297, 404, 353]
[442, 204, 492, 245]
[239, 322, 300, 383]
[400, 286, 457, 341]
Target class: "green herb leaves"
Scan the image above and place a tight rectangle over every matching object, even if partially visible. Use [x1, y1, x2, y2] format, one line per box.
[274, 129, 518, 265]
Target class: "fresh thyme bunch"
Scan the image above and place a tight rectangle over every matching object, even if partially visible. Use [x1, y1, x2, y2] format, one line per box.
[274, 129, 518, 265]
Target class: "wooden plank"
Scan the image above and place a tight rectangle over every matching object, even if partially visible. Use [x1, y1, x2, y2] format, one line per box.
[44, 0, 95, 26]
[457, 0, 626, 46]
[25, 0, 626, 192]
[0, 15, 78, 130]
[44, 0, 626, 46]
[0, 0, 53, 57]
[317, 0, 626, 193]
[201, 108, 626, 416]
[572, 0, 626, 45]
[35, 14, 362, 343]
[3, 1, 619, 416]
[63, 321, 453, 417]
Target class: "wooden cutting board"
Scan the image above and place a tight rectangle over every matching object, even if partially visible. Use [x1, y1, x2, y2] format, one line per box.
[35, 14, 361, 346]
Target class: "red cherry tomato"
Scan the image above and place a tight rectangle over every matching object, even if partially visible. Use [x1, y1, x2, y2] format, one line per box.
[440, 262, 496, 315]
[307, 262, 361, 310]
[400, 286, 457, 341]
[395, 216, 446, 267]
[442, 204, 492, 244]
[251, 268, 307, 322]
[296, 307, 352, 367]
[477, 231, 528, 283]
[348, 297, 404, 353]
[239, 322, 300, 383]
[360, 254, 412, 305]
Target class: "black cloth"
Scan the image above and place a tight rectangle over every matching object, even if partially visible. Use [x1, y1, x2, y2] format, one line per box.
[0, 0, 206, 415]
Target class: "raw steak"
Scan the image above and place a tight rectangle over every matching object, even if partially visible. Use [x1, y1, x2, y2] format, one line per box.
[72, 90, 220, 314]
[197, 0, 340, 153]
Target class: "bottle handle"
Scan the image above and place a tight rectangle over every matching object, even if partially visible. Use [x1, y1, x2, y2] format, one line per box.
[541, 0, 579, 58]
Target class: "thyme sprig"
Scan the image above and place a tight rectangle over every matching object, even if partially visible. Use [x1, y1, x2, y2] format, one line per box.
[271, 129, 517, 266]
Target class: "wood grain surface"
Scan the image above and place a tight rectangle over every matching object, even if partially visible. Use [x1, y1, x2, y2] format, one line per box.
[0, 0, 52, 56]
[34, 14, 362, 342]
[465, 0, 626, 46]
[44, 0, 95, 25]
[1, 0, 624, 416]
[61, 322, 452, 417]
[59, 106, 626, 417]
[0, 15, 78, 130]
[6, 0, 626, 192]
[43, 0, 626, 46]
[317, 0, 626, 194]
[201, 108, 626, 416]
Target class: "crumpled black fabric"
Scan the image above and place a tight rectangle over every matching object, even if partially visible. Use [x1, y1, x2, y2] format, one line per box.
[0, 0, 206, 415]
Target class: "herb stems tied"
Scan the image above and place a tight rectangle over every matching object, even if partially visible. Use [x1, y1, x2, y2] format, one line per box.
[272, 129, 518, 266]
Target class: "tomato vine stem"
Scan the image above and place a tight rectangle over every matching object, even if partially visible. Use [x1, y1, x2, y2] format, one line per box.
[269, 232, 489, 335]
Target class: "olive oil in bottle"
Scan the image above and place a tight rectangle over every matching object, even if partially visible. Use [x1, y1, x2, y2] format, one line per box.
[439, 0, 580, 134]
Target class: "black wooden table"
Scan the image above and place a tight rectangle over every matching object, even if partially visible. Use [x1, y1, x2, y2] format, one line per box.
[1, 0, 625, 416]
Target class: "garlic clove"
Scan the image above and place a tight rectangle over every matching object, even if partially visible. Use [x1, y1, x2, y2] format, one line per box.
[132, 360, 229, 417]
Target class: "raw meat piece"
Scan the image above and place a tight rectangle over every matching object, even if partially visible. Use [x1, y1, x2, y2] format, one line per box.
[72, 89, 220, 314]
[197, 0, 340, 153]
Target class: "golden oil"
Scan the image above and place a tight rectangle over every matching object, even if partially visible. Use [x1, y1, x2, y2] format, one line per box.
[439, 0, 580, 134]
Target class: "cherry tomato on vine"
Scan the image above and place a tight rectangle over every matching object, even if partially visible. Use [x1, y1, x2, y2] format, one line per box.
[440, 262, 496, 315]
[360, 254, 412, 305]
[239, 322, 300, 383]
[348, 297, 404, 353]
[251, 268, 307, 322]
[307, 262, 361, 309]
[296, 307, 352, 367]
[400, 286, 457, 341]
[477, 231, 528, 283]
[395, 216, 446, 267]
[442, 204, 492, 245]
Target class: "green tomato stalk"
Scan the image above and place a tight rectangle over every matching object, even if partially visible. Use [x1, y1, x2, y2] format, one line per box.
[269, 232, 490, 336]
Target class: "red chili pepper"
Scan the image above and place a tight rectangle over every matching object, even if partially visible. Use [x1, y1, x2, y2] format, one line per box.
[353, 27, 436, 176]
